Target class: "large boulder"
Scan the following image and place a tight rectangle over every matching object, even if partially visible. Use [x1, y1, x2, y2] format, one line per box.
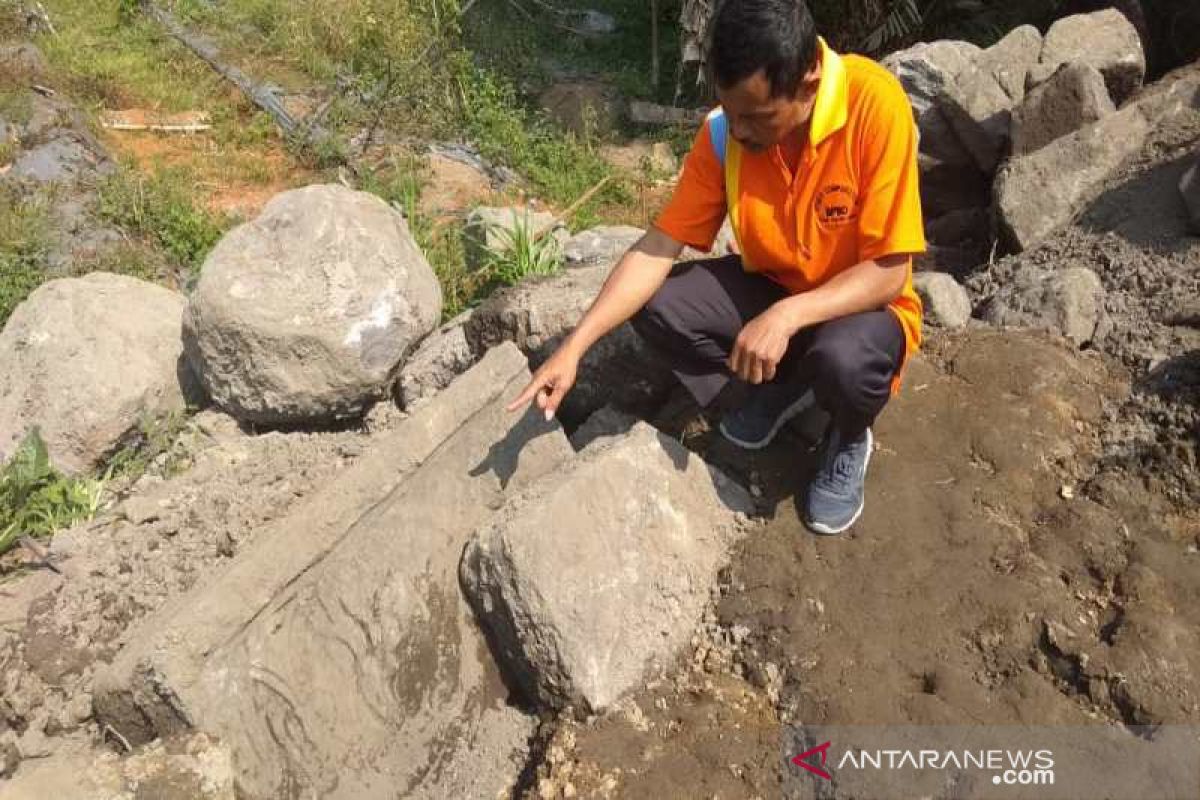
[0, 273, 192, 474]
[913, 272, 972, 329]
[94, 344, 573, 800]
[937, 26, 1044, 174]
[994, 103, 1151, 251]
[975, 24, 1043, 103]
[461, 422, 753, 713]
[1011, 63, 1115, 156]
[1040, 9, 1146, 105]
[1180, 154, 1200, 235]
[881, 39, 981, 119]
[939, 64, 1016, 174]
[183, 184, 442, 425]
[982, 266, 1108, 346]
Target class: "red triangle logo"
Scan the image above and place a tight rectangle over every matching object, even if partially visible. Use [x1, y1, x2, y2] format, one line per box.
[792, 740, 833, 780]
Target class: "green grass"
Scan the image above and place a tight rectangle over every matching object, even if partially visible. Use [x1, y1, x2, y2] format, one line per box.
[0, 187, 51, 327]
[96, 164, 231, 274]
[0, 87, 33, 128]
[37, 0, 220, 111]
[0, 429, 105, 558]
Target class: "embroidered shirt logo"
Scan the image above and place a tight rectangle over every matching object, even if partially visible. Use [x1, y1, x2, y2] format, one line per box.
[815, 184, 858, 229]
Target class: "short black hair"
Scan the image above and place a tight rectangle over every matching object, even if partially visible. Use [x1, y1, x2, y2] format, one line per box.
[709, 0, 818, 97]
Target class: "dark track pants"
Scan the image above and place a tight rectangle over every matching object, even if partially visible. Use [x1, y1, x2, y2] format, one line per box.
[630, 256, 906, 439]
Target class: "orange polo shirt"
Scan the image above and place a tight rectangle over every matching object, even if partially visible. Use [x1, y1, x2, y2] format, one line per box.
[655, 38, 926, 389]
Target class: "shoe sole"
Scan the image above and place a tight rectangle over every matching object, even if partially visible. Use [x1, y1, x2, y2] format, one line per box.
[718, 389, 815, 450]
[805, 428, 873, 535]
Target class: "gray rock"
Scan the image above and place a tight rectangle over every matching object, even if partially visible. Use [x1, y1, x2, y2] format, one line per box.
[0, 273, 192, 475]
[184, 184, 442, 425]
[465, 262, 675, 424]
[1181, 156, 1200, 235]
[881, 39, 981, 119]
[8, 136, 102, 183]
[975, 25, 1042, 103]
[463, 205, 568, 271]
[994, 103, 1151, 251]
[394, 310, 475, 409]
[1025, 61, 1059, 93]
[563, 225, 645, 267]
[914, 272, 973, 328]
[94, 343, 572, 800]
[1040, 9, 1146, 105]
[461, 422, 754, 713]
[983, 266, 1107, 345]
[939, 64, 1015, 174]
[1011, 63, 1115, 156]
[935, 25, 1045, 174]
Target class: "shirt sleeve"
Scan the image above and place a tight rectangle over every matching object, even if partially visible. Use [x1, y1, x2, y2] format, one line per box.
[855, 77, 926, 263]
[653, 118, 728, 251]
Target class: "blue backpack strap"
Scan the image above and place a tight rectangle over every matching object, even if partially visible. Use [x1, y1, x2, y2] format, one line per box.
[707, 108, 727, 167]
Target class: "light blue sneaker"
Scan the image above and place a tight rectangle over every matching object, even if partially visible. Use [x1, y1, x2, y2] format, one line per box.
[718, 382, 815, 450]
[804, 426, 873, 535]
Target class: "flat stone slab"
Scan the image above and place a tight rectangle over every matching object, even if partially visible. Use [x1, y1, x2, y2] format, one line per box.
[462, 422, 754, 714]
[94, 342, 574, 799]
[995, 103, 1151, 251]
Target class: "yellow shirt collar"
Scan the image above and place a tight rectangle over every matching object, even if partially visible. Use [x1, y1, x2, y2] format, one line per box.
[809, 36, 848, 147]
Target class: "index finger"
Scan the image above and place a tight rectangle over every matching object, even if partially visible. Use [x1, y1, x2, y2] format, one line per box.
[506, 375, 547, 412]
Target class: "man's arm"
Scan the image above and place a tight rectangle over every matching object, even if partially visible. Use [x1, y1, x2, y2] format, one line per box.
[507, 227, 684, 418]
[728, 254, 910, 385]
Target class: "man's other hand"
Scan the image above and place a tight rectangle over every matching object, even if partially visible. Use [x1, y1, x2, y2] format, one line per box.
[729, 304, 796, 384]
[506, 347, 580, 421]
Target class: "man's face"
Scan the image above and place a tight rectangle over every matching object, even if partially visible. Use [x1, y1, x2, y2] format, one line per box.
[716, 66, 820, 153]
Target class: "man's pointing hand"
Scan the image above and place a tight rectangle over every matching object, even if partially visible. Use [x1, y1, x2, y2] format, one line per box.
[506, 348, 580, 420]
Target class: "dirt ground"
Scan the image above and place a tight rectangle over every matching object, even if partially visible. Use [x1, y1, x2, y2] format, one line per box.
[526, 328, 1198, 799]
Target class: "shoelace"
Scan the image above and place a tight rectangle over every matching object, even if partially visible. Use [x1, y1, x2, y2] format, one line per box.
[814, 430, 862, 495]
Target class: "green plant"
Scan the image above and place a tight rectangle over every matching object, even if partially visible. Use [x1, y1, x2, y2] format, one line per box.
[97, 166, 230, 272]
[0, 188, 51, 327]
[105, 409, 194, 481]
[480, 211, 563, 287]
[0, 429, 106, 557]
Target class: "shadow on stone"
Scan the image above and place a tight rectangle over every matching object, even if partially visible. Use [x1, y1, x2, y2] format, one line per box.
[468, 403, 561, 490]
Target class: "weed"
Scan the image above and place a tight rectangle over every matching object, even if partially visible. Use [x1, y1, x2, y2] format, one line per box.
[479, 210, 563, 287]
[97, 165, 230, 273]
[0, 187, 50, 326]
[0, 428, 106, 557]
[105, 409, 194, 481]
